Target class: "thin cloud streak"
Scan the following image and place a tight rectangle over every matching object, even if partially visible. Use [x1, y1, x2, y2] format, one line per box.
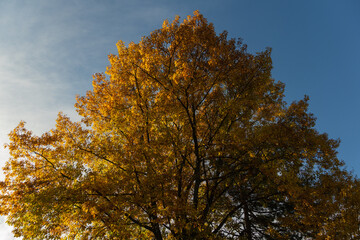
[0, 2, 172, 238]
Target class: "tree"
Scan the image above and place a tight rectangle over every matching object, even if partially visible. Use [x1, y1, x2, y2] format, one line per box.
[1, 11, 359, 239]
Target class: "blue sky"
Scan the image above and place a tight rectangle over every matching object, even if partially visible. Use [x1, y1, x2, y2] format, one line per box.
[0, 0, 359, 238]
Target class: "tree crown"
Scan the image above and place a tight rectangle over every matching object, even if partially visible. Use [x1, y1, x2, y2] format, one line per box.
[1, 11, 359, 240]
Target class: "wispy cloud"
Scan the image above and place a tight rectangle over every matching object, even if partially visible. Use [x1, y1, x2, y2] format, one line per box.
[0, 0, 173, 132]
[0, 217, 16, 240]
[0, 1, 172, 238]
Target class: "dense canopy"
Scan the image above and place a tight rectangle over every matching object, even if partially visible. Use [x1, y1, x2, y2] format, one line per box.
[1, 11, 360, 239]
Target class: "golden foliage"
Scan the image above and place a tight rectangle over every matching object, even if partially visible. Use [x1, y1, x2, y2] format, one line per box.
[1, 11, 359, 239]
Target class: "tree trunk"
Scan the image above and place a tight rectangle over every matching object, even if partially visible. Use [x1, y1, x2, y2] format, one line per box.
[244, 201, 252, 240]
[152, 222, 163, 240]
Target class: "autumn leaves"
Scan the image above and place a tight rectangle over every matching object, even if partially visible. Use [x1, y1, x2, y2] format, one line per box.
[1, 11, 360, 240]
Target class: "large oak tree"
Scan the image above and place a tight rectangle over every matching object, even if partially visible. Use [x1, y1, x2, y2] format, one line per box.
[1, 11, 360, 239]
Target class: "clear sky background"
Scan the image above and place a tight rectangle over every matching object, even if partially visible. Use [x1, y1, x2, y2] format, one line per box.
[0, 0, 359, 238]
